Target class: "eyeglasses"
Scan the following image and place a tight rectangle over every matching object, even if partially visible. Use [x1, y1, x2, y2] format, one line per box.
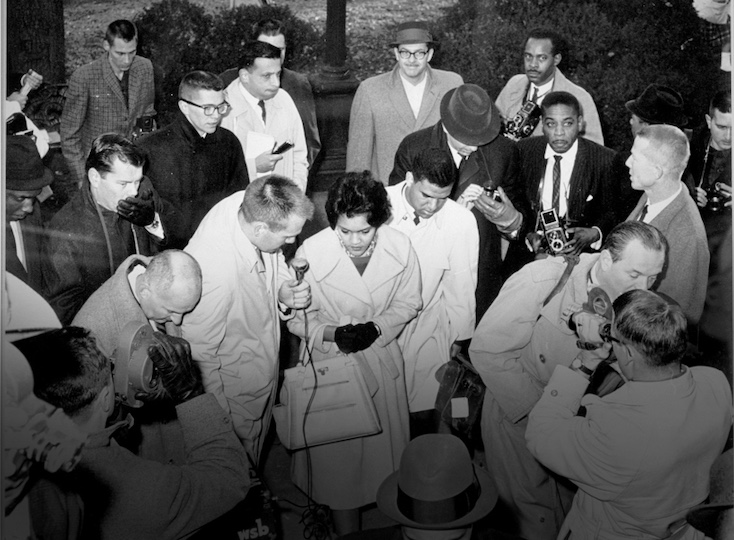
[180, 98, 231, 116]
[398, 49, 428, 60]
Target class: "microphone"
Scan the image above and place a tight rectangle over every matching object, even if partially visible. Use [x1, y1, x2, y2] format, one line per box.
[291, 258, 309, 285]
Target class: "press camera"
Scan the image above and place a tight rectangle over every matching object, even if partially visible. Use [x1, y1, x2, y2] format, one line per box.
[539, 208, 570, 255]
[705, 182, 731, 213]
[503, 101, 541, 141]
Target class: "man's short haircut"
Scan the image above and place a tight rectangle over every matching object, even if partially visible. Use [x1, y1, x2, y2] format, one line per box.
[85, 133, 146, 175]
[541, 91, 580, 117]
[710, 89, 731, 115]
[144, 250, 202, 296]
[525, 28, 567, 58]
[636, 124, 691, 175]
[252, 18, 286, 40]
[178, 70, 225, 101]
[410, 148, 456, 189]
[237, 41, 282, 71]
[14, 327, 111, 417]
[325, 171, 392, 228]
[602, 221, 668, 262]
[105, 20, 137, 45]
[241, 175, 314, 231]
[613, 289, 688, 367]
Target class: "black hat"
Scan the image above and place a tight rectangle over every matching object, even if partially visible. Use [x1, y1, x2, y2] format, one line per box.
[6, 136, 53, 191]
[390, 21, 435, 48]
[440, 84, 501, 146]
[376, 434, 497, 530]
[625, 84, 688, 128]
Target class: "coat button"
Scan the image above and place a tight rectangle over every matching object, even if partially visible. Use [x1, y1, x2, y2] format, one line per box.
[539, 354, 546, 363]
[550, 390, 558, 397]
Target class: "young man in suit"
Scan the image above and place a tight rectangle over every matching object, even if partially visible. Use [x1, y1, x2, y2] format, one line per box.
[347, 21, 463, 184]
[516, 91, 617, 261]
[61, 20, 155, 186]
[390, 84, 528, 321]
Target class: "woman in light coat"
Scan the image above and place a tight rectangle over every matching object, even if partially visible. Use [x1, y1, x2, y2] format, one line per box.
[286, 171, 422, 536]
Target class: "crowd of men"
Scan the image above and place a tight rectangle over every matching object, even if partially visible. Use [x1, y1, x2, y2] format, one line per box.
[4, 15, 732, 540]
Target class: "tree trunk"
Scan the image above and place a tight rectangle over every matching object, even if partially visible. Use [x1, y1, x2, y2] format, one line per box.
[7, 0, 66, 84]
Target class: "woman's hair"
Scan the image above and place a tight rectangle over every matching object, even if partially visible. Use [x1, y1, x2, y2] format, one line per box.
[325, 171, 392, 229]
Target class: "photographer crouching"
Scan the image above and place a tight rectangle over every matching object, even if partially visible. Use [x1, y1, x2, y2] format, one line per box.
[16, 327, 250, 540]
[526, 289, 732, 539]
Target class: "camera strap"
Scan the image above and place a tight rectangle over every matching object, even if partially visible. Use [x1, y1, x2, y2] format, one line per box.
[541, 254, 580, 308]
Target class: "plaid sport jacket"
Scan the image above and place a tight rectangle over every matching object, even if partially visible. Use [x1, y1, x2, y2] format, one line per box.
[60, 54, 155, 184]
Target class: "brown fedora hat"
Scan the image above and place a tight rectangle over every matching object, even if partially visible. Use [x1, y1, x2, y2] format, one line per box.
[389, 21, 434, 48]
[6, 135, 54, 191]
[376, 434, 498, 530]
[440, 84, 501, 146]
[625, 84, 688, 128]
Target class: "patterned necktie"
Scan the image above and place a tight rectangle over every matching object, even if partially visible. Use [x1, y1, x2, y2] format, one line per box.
[258, 100, 266, 125]
[552, 155, 562, 214]
[530, 86, 539, 103]
[638, 204, 649, 222]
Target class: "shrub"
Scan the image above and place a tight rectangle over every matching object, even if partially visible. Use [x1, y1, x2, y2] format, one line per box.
[434, 0, 723, 151]
[135, 0, 323, 126]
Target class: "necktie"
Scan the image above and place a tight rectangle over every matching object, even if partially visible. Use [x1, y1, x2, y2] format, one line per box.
[552, 155, 562, 214]
[638, 204, 649, 222]
[413, 215, 420, 225]
[530, 86, 539, 103]
[258, 100, 266, 125]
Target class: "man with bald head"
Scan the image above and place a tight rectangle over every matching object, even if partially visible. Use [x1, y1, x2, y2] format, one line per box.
[72, 249, 202, 461]
[625, 124, 709, 324]
[73, 250, 201, 357]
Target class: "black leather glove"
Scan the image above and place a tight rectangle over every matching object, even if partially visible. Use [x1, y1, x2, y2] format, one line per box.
[146, 332, 203, 404]
[334, 324, 359, 354]
[117, 179, 156, 226]
[351, 322, 379, 351]
[334, 323, 379, 354]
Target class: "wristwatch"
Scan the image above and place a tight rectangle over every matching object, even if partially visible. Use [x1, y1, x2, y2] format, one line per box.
[571, 357, 594, 377]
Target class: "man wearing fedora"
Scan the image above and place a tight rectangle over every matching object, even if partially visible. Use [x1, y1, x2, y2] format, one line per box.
[495, 29, 604, 145]
[341, 434, 499, 540]
[514, 91, 617, 262]
[625, 124, 709, 325]
[526, 289, 732, 540]
[390, 83, 528, 321]
[347, 21, 463, 185]
[612, 83, 689, 219]
[5, 136, 55, 297]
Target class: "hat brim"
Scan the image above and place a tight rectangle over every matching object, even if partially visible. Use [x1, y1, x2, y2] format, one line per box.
[441, 88, 501, 147]
[625, 99, 688, 128]
[389, 40, 435, 48]
[376, 466, 498, 530]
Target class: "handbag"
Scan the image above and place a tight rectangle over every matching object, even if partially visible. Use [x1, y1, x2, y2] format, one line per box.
[434, 353, 486, 438]
[273, 330, 382, 450]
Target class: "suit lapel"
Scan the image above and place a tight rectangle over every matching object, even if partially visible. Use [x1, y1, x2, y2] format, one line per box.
[127, 59, 141, 113]
[626, 193, 649, 221]
[567, 139, 587, 218]
[387, 69, 418, 131]
[414, 68, 437, 128]
[310, 232, 375, 307]
[102, 56, 127, 110]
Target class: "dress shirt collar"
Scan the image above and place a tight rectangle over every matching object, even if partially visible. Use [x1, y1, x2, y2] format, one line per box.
[644, 183, 683, 223]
